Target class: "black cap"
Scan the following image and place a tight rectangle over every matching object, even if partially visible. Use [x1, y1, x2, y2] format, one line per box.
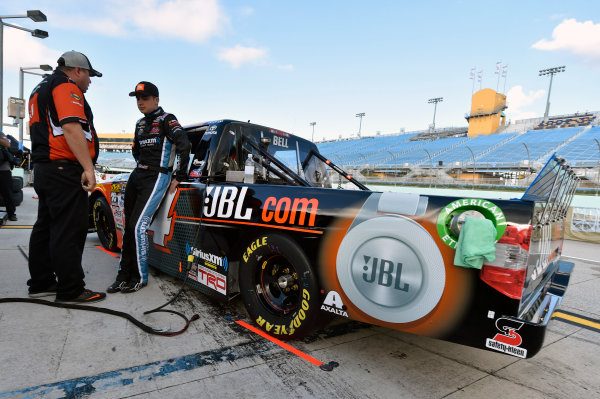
[57, 51, 102, 77]
[129, 81, 159, 97]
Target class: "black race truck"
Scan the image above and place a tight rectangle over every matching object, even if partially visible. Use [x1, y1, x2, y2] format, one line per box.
[90, 119, 578, 358]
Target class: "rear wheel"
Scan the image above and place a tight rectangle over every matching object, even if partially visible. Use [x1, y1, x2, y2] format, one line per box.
[239, 234, 321, 340]
[93, 196, 118, 251]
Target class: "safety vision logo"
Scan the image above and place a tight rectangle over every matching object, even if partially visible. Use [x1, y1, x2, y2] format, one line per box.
[485, 317, 527, 358]
[321, 291, 348, 317]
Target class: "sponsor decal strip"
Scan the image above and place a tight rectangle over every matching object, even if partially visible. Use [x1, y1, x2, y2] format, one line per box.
[200, 217, 324, 235]
[235, 320, 324, 367]
[95, 245, 120, 258]
[553, 311, 600, 333]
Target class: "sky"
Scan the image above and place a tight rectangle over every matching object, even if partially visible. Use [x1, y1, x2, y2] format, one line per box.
[1, 0, 600, 142]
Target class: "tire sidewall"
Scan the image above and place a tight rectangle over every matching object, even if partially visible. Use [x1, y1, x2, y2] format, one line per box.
[93, 196, 117, 251]
[239, 233, 321, 339]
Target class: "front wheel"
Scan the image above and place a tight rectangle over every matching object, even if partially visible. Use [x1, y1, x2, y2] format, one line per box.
[93, 196, 118, 251]
[239, 234, 321, 340]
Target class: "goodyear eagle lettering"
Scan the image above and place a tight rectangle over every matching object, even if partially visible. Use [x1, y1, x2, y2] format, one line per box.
[243, 236, 267, 262]
[255, 289, 310, 335]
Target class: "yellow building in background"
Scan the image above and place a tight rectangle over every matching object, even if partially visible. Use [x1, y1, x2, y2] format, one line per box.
[466, 88, 507, 137]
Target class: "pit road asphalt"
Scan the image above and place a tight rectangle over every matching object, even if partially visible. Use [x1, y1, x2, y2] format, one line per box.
[0, 187, 599, 399]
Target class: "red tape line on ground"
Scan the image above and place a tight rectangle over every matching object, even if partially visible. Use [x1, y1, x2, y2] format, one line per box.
[96, 245, 120, 258]
[235, 320, 323, 366]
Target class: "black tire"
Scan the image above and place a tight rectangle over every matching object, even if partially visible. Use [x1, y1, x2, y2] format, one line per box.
[12, 176, 23, 192]
[93, 196, 118, 251]
[239, 234, 321, 340]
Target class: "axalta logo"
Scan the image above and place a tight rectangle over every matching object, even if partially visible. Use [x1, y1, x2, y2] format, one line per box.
[362, 256, 409, 292]
[203, 186, 251, 220]
[485, 317, 527, 358]
[321, 291, 348, 317]
[262, 197, 318, 227]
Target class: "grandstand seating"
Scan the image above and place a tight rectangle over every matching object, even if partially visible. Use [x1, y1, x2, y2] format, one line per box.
[557, 126, 600, 166]
[534, 114, 595, 130]
[476, 127, 583, 166]
[428, 132, 517, 166]
[316, 120, 600, 170]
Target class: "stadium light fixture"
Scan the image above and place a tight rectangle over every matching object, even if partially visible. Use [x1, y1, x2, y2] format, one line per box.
[310, 122, 316, 142]
[428, 97, 443, 131]
[0, 9, 48, 128]
[355, 113, 365, 137]
[538, 66, 565, 121]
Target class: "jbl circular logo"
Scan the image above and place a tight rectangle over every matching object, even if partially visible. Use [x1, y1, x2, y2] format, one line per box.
[351, 237, 423, 308]
[337, 215, 445, 323]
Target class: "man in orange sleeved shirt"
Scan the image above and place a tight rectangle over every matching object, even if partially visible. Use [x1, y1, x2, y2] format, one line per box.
[26, 51, 106, 303]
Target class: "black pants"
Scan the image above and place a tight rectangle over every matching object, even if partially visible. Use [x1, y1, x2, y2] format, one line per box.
[28, 162, 88, 300]
[0, 169, 16, 216]
[116, 168, 170, 285]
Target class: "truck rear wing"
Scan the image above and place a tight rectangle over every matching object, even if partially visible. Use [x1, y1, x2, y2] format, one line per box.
[522, 153, 580, 226]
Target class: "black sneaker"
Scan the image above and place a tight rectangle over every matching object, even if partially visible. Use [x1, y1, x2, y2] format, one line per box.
[120, 281, 146, 294]
[28, 283, 58, 298]
[106, 280, 127, 293]
[55, 289, 106, 303]
[8, 215, 17, 221]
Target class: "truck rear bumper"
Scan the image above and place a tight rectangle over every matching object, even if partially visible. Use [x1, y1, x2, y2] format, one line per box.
[489, 260, 575, 358]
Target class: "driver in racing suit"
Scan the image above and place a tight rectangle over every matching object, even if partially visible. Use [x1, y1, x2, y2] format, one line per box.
[107, 81, 191, 293]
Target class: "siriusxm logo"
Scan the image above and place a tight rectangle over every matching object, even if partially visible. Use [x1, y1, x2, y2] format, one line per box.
[186, 243, 228, 271]
[139, 137, 161, 146]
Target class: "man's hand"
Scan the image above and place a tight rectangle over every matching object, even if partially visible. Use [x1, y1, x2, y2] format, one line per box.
[81, 169, 96, 192]
[169, 179, 179, 194]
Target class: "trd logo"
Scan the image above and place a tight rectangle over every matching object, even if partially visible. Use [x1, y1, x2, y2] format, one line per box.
[362, 256, 409, 292]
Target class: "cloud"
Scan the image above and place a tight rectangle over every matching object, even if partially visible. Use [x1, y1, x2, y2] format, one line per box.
[47, 0, 226, 43]
[2, 28, 62, 71]
[532, 18, 600, 60]
[217, 45, 267, 68]
[506, 85, 545, 120]
[277, 64, 294, 71]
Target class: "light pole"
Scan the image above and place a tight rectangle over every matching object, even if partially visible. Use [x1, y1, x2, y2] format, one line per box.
[428, 97, 443, 131]
[423, 148, 435, 188]
[355, 112, 365, 137]
[309, 122, 316, 142]
[18, 65, 52, 143]
[539, 66, 565, 122]
[594, 138, 600, 195]
[466, 145, 476, 187]
[522, 142, 531, 178]
[1, 10, 48, 128]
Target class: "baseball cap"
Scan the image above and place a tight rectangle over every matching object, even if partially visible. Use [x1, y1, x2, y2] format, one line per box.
[57, 51, 102, 77]
[129, 81, 159, 97]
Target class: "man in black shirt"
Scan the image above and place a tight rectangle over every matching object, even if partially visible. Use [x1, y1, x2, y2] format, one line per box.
[108, 81, 190, 293]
